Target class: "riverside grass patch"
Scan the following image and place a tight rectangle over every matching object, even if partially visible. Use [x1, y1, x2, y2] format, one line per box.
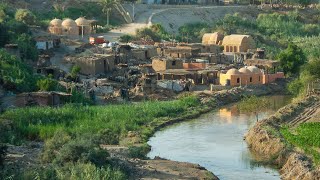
[281, 123, 320, 165]
[0, 96, 200, 143]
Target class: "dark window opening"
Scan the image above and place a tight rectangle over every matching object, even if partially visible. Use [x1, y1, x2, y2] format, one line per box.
[172, 61, 176, 66]
[237, 78, 240, 83]
[250, 77, 252, 82]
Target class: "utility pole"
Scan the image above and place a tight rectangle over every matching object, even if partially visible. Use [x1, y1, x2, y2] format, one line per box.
[132, 2, 135, 22]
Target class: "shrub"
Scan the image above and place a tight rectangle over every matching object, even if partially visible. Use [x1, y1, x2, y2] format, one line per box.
[0, 49, 37, 92]
[41, 130, 72, 163]
[119, 34, 133, 43]
[15, 9, 35, 25]
[136, 28, 161, 42]
[128, 144, 150, 159]
[42, 132, 109, 166]
[70, 65, 81, 79]
[55, 163, 126, 180]
[36, 76, 58, 91]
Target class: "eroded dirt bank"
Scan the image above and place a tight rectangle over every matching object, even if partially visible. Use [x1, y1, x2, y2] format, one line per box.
[245, 95, 320, 180]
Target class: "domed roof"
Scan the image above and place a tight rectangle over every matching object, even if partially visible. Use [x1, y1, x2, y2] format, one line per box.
[62, 18, 77, 27]
[226, 68, 241, 75]
[247, 66, 262, 74]
[75, 17, 90, 26]
[50, 18, 62, 27]
[239, 67, 252, 74]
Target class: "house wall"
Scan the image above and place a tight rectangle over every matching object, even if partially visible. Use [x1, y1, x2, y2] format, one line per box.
[146, 48, 158, 58]
[219, 73, 262, 86]
[132, 50, 147, 61]
[183, 63, 206, 70]
[77, 58, 104, 75]
[201, 44, 221, 53]
[152, 59, 183, 72]
[262, 72, 284, 84]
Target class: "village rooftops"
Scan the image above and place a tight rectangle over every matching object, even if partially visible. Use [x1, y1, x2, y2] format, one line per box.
[159, 69, 195, 75]
[244, 59, 280, 68]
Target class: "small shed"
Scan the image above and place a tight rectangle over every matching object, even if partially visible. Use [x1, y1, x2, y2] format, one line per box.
[222, 35, 255, 53]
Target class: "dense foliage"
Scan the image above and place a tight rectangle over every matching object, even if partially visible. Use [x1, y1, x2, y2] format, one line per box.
[0, 50, 38, 92]
[177, 11, 320, 59]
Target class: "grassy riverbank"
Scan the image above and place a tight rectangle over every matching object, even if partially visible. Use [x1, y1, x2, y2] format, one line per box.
[0, 95, 206, 179]
[0, 95, 200, 144]
[245, 95, 320, 179]
[0, 84, 285, 179]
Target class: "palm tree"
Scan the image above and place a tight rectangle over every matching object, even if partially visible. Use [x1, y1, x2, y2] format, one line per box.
[100, 0, 116, 26]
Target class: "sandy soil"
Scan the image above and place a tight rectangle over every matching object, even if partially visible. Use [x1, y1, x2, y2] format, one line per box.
[103, 4, 260, 41]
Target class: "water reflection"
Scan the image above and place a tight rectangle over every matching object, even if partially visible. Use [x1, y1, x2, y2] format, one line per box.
[148, 95, 291, 180]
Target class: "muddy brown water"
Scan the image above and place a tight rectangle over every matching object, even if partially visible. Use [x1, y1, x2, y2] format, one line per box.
[148, 95, 292, 180]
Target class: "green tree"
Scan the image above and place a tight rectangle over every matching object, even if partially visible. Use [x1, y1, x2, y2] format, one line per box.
[15, 9, 36, 25]
[0, 49, 37, 92]
[100, 0, 115, 26]
[277, 43, 306, 76]
[15, 33, 38, 61]
[237, 96, 270, 121]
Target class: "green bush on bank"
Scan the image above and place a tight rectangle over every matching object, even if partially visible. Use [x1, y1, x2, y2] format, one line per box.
[281, 123, 320, 165]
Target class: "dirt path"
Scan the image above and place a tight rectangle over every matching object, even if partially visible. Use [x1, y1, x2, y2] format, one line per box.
[103, 5, 259, 41]
[287, 100, 320, 126]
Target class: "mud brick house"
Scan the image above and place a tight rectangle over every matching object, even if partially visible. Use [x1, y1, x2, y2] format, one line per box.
[219, 66, 284, 86]
[35, 36, 60, 51]
[160, 46, 201, 59]
[76, 55, 115, 75]
[222, 35, 255, 53]
[152, 57, 183, 72]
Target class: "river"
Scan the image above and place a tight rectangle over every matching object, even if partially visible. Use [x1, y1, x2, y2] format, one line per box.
[147, 95, 292, 180]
